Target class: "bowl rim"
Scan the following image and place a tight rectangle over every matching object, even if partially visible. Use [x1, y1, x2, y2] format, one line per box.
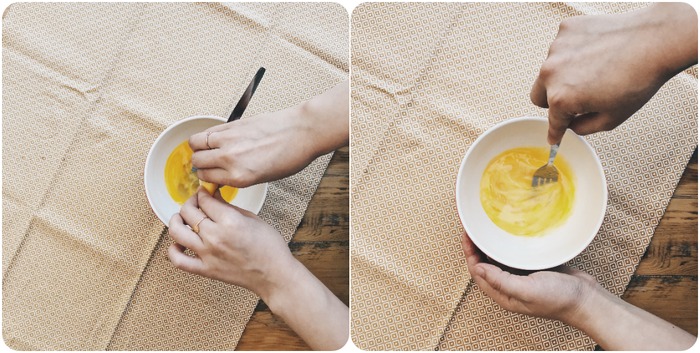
[455, 116, 608, 270]
[144, 115, 268, 225]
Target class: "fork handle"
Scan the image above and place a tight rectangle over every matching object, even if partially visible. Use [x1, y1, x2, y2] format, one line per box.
[547, 143, 560, 165]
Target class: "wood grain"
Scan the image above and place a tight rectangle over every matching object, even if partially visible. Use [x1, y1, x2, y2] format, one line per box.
[237, 146, 349, 351]
[623, 276, 697, 335]
[237, 146, 697, 349]
[622, 148, 698, 336]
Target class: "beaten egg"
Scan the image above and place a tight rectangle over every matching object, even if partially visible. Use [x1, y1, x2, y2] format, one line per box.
[164, 140, 238, 204]
[480, 147, 575, 236]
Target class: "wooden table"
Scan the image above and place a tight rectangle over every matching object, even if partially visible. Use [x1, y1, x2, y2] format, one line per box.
[237, 146, 349, 350]
[236, 146, 697, 349]
[621, 149, 698, 337]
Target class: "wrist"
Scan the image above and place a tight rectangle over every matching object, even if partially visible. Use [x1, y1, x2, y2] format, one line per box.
[284, 101, 327, 161]
[557, 281, 604, 329]
[257, 253, 349, 350]
[293, 99, 331, 159]
[640, 3, 698, 80]
[561, 280, 615, 330]
[258, 255, 306, 315]
[294, 82, 349, 157]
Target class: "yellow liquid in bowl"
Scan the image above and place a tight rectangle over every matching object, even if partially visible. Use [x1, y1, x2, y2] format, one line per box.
[480, 147, 575, 236]
[164, 140, 238, 204]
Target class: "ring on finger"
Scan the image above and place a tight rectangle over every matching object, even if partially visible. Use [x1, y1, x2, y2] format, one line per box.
[192, 215, 209, 234]
[206, 131, 214, 149]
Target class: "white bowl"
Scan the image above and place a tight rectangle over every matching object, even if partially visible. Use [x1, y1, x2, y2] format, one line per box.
[145, 115, 268, 225]
[456, 117, 607, 270]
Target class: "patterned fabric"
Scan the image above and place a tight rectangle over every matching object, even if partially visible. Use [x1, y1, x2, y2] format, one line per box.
[351, 2, 697, 350]
[2, 3, 348, 350]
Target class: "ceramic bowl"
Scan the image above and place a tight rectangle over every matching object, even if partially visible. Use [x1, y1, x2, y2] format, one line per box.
[145, 115, 268, 225]
[455, 116, 607, 270]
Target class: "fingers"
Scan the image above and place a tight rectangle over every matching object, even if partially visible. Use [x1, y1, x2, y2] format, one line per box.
[473, 262, 532, 302]
[196, 168, 235, 187]
[196, 189, 236, 223]
[546, 107, 574, 145]
[168, 213, 204, 251]
[461, 232, 518, 299]
[188, 125, 230, 152]
[191, 149, 224, 169]
[461, 233, 534, 278]
[167, 242, 206, 274]
[179, 191, 212, 232]
[462, 233, 537, 303]
[213, 188, 226, 203]
[189, 131, 215, 152]
[469, 263, 518, 309]
[230, 203, 257, 218]
[568, 112, 618, 135]
[535, 73, 576, 145]
[460, 231, 470, 257]
[530, 76, 548, 108]
[461, 232, 484, 269]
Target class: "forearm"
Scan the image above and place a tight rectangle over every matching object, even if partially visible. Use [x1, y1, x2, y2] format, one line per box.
[566, 284, 695, 350]
[262, 258, 349, 350]
[642, 3, 698, 79]
[297, 80, 350, 157]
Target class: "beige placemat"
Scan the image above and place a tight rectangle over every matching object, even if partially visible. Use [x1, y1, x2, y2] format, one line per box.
[350, 3, 459, 186]
[2, 3, 348, 350]
[350, 2, 697, 350]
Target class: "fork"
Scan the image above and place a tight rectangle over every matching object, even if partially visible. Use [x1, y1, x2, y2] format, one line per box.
[532, 143, 560, 187]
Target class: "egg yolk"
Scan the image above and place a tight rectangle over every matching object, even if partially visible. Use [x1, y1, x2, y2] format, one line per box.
[480, 147, 575, 236]
[164, 140, 238, 204]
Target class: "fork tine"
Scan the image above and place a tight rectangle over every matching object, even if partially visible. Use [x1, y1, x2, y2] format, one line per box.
[532, 175, 559, 187]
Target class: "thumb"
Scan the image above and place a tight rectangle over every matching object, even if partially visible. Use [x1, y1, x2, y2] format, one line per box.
[474, 263, 531, 300]
[213, 188, 226, 203]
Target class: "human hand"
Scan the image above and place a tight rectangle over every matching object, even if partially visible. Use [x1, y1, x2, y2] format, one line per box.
[531, 3, 698, 144]
[462, 232, 696, 350]
[167, 189, 298, 301]
[189, 81, 349, 188]
[188, 107, 320, 188]
[168, 189, 349, 350]
[461, 232, 597, 323]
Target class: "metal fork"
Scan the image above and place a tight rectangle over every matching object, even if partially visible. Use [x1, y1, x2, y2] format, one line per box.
[532, 143, 560, 187]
